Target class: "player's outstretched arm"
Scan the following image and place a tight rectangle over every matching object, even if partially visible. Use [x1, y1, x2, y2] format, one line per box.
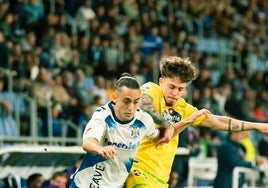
[200, 114, 268, 134]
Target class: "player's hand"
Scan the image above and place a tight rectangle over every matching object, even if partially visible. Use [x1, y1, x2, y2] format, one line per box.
[186, 109, 211, 124]
[97, 146, 117, 160]
[256, 123, 268, 135]
[156, 126, 174, 147]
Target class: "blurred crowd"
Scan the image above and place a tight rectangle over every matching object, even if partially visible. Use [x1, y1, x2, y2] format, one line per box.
[0, 0, 268, 187]
[0, 0, 267, 145]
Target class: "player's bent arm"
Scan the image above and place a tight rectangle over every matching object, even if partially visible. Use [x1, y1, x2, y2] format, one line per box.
[172, 109, 211, 135]
[172, 120, 190, 136]
[140, 93, 171, 127]
[82, 138, 117, 159]
[200, 114, 268, 134]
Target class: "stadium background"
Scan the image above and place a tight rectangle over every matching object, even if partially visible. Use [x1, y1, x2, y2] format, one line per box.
[0, 0, 268, 187]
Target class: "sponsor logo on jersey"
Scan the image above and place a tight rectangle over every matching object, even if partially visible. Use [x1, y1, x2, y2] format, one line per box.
[104, 138, 139, 150]
[89, 163, 105, 187]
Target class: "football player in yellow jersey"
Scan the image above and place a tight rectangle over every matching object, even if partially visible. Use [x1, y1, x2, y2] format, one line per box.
[125, 56, 268, 188]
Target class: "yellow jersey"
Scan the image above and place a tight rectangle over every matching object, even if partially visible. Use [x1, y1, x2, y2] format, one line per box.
[241, 136, 256, 162]
[134, 82, 206, 182]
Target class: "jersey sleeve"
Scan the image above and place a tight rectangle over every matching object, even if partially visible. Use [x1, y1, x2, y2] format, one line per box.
[184, 103, 206, 126]
[83, 111, 106, 142]
[142, 111, 159, 139]
[141, 82, 162, 100]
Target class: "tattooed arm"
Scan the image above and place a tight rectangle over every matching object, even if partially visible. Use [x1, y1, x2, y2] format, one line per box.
[140, 93, 171, 127]
[140, 93, 211, 135]
[200, 114, 268, 134]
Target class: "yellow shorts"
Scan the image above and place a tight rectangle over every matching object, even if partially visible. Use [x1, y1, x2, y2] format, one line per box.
[125, 164, 168, 188]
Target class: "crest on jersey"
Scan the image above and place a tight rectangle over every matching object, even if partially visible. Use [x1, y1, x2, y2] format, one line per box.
[162, 108, 181, 123]
[131, 127, 140, 138]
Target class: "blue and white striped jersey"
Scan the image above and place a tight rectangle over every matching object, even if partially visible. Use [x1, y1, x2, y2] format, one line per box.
[70, 102, 159, 188]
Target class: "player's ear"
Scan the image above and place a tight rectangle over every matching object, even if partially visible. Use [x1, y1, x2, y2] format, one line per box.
[112, 93, 117, 104]
[159, 77, 163, 85]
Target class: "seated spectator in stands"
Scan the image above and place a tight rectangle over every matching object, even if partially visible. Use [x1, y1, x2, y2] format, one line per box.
[214, 132, 266, 188]
[240, 131, 256, 162]
[258, 135, 268, 181]
[90, 95, 102, 115]
[27, 173, 44, 188]
[74, 104, 91, 132]
[51, 32, 73, 70]
[72, 68, 93, 106]
[89, 75, 109, 105]
[64, 154, 84, 187]
[259, 135, 268, 157]
[74, 0, 96, 37]
[51, 103, 63, 137]
[1, 173, 27, 188]
[41, 171, 68, 188]
[10, 42, 32, 93]
[0, 29, 10, 69]
[29, 66, 53, 136]
[22, 0, 44, 26]
[0, 78, 19, 137]
[51, 73, 78, 122]
[88, 35, 103, 75]
[51, 73, 75, 108]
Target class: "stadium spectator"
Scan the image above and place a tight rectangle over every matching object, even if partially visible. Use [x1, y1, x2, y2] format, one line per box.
[100, 35, 124, 78]
[88, 35, 103, 75]
[50, 32, 74, 71]
[27, 173, 45, 188]
[0, 77, 19, 137]
[51, 102, 63, 137]
[72, 68, 93, 106]
[74, 0, 96, 37]
[28, 66, 53, 136]
[214, 131, 266, 188]
[41, 171, 68, 188]
[0, 30, 10, 69]
[89, 75, 109, 105]
[90, 95, 102, 115]
[51, 72, 79, 124]
[1, 173, 27, 188]
[240, 131, 257, 162]
[21, 0, 45, 32]
[10, 42, 32, 92]
[74, 103, 91, 133]
[77, 36, 93, 76]
[64, 154, 84, 187]
[51, 73, 75, 109]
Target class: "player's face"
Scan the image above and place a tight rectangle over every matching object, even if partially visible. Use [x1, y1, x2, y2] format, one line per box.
[159, 77, 187, 106]
[113, 86, 141, 121]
